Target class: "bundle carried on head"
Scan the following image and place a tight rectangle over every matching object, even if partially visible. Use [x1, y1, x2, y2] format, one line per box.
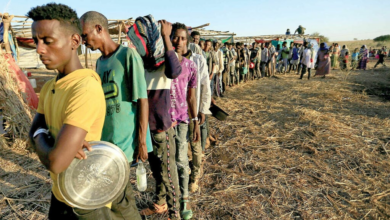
[127, 14, 165, 70]
[0, 54, 35, 148]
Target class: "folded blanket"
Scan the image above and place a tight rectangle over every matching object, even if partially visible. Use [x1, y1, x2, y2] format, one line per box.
[127, 14, 165, 69]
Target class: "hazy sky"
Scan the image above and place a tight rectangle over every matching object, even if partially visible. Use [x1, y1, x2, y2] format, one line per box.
[2, 0, 389, 41]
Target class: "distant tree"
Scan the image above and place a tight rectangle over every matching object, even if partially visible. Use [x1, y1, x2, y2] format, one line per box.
[311, 32, 329, 43]
[373, 35, 390, 42]
[354, 38, 358, 40]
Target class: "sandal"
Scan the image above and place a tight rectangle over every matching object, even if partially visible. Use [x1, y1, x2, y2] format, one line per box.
[180, 199, 193, 220]
[140, 203, 167, 216]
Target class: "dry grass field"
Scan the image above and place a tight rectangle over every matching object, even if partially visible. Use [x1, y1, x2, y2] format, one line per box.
[329, 40, 390, 51]
[1, 41, 390, 219]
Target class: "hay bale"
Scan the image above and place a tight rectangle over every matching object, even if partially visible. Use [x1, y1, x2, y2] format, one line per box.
[0, 54, 35, 148]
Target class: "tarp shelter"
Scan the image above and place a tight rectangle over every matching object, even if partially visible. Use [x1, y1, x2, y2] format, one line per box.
[200, 36, 235, 43]
[234, 34, 318, 46]
[221, 36, 234, 43]
[254, 39, 272, 44]
[17, 47, 44, 68]
[271, 39, 294, 48]
[1, 12, 38, 109]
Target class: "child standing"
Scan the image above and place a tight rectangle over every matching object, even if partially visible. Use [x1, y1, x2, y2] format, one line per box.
[351, 48, 359, 70]
[342, 52, 349, 70]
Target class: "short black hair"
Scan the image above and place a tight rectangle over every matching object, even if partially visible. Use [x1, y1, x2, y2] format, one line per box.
[224, 42, 229, 45]
[205, 39, 212, 44]
[80, 11, 109, 30]
[27, 3, 81, 34]
[191, 31, 200, 37]
[172, 22, 190, 46]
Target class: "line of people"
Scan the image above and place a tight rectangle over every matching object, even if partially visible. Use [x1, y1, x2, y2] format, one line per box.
[24, 3, 386, 220]
[27, 3, 221, 220]
[190, 38, 329, 88]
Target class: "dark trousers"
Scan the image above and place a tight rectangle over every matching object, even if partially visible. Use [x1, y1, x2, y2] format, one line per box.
[210, 74, 216, 96]
[260, 61, 267, 77]
[341, 62, 348, 70]
[188, 115, 202, 183]
[374, 60, 386, 67]
[297, 58, 303, 74]
[200, 115, 209, 152]
[48, 179, 141, 220]
[288, 58, 293, 71]
[300, 64, 311, 79]
[149, 128, 181, 219]
[289, 60, 297, 72]
[222, 64, 229, 93]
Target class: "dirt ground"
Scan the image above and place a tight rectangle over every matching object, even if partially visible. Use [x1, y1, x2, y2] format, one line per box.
[1, 56, 390, 219]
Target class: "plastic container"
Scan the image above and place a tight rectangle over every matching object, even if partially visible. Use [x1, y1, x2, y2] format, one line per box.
[29, 79, 37, 88]
[136, 161, 147, 192]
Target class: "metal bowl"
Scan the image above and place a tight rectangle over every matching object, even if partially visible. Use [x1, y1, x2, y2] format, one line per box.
[57, 141, 129, 209]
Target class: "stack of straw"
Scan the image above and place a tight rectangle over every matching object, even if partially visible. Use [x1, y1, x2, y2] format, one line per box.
[0, 54, 34, 148]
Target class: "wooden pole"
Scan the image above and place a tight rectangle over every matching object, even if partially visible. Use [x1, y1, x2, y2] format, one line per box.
[1, 13, 15, 54]
[117, 20, 122, 45]
[191, 23, 210, 29]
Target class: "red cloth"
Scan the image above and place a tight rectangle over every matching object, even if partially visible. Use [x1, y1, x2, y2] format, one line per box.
[133, 24, 149, 57]
[16, 37, 36, 49]
[255, 39, 272, 44]
[3, 54, 38, 109]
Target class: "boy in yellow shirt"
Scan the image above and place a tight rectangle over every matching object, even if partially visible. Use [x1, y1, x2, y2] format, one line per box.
[28, 3, 140, 219]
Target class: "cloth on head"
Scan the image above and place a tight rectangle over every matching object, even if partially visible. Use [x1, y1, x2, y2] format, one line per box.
[319, 43, 329, 51]
[307, 43, 314, 60]
[127, 14, 165, 69]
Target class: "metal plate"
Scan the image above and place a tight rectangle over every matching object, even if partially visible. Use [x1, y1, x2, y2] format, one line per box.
[57, 141, 129, 209]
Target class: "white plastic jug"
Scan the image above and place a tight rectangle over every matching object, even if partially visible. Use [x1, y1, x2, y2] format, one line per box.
[136, 161, 147, 192]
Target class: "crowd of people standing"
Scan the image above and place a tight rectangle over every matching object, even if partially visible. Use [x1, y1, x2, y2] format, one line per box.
[190, 36, 329, 88]
[329, 44, 388, 70]
[26, 3, 388, 220]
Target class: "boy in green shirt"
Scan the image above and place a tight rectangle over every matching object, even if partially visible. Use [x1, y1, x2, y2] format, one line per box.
[80, 11, 154, 219]
[80, 11, 152, 165]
